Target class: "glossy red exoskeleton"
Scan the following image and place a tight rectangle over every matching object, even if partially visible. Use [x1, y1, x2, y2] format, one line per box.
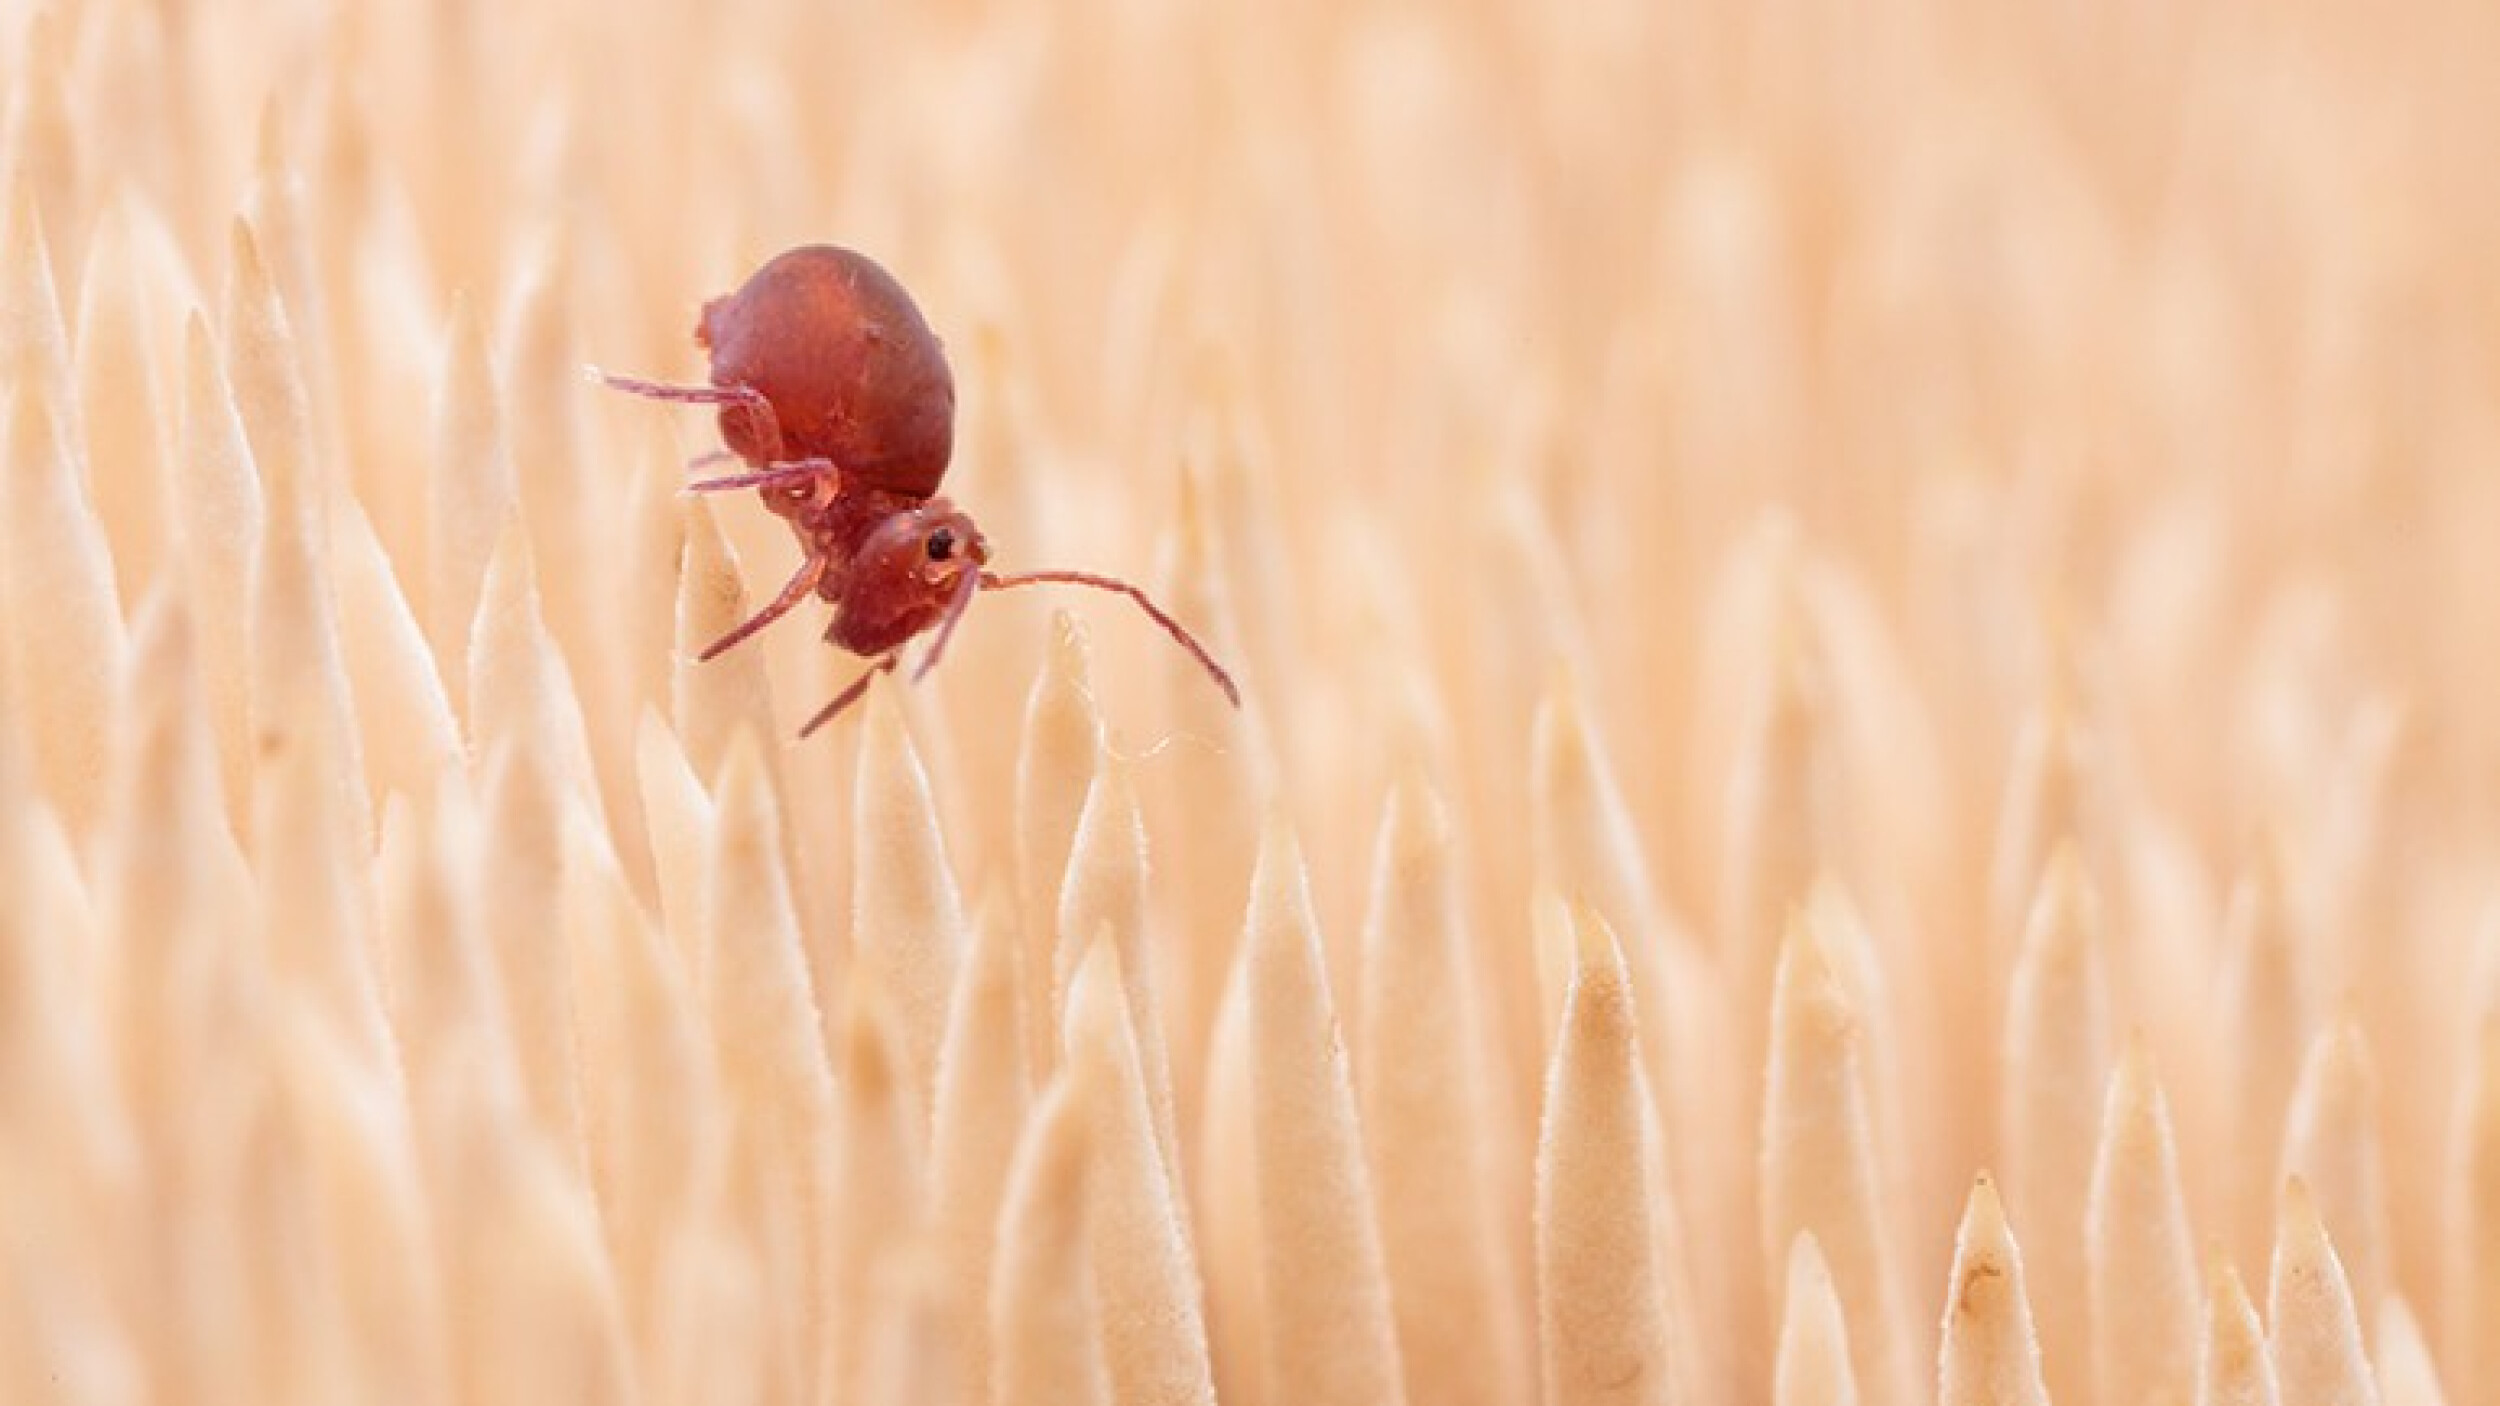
[599, 244, 1240, 734]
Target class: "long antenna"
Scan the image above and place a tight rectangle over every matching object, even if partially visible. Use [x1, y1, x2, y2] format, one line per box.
[981, 569, 1242, 707]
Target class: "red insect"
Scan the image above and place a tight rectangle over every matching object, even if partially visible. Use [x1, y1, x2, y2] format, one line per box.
[600, 245, 1241, 734]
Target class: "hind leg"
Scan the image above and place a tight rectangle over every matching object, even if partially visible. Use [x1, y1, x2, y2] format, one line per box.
[593, 369, 788, 460]
[684, 459, 838, 495]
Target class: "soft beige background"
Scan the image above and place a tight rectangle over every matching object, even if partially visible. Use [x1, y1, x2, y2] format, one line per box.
[2, 0, 2497, 1401]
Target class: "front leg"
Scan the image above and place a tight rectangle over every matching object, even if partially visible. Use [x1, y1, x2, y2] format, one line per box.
[699, 553, 830, 662]
[798, 652, 901, 736]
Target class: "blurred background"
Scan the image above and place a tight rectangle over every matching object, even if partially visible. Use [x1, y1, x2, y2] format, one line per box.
[4, 0, 2499, 1400]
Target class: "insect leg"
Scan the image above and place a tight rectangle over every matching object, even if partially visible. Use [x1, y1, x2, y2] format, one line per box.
[798, 653, 901, 736]
[592, 369, 760, 406]
[910, 566, 988, 682]
[590, 369, 789, 459]
[684, 458, 839, 495]
[698, 554, 830, 662]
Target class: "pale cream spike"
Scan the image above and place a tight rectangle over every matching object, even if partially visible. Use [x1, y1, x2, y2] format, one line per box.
[1692, 513, 1801, 820]
[1486, 475, 1593, 692]
[1989, 705, 2087, 980]
[704, 733, 836, 1404]
[1359, 774, 1531, 1406]
[252, 443, 392, 1078]
[452, 1137, 635, 1406]
[1534, 673, 1737, 1365]
[854, 677, 972, 1117]
[930, 898, 1032, 1406]
[1162, 452, 1257, 726]
[1246, 814, 1409, 1406]
[304, 19, 376, 250]
[2087, 1034, 2201, 1406]
[1536, 906, 1677, 1406]
[1761, 917, 1914, 1406]
[243, 1052, 364, 1404]
[1051, 747, 1138, 1024]
[1804, 884, 1909, 1247]
[1970, 690, 2090, 1225]
[412, 1019, 630, 1406]
[221, 220, 318, 545]
[334, 500, 463, 807]
[412, 0, 502, 296]
[634, 707, 715, 977]
[825, 977, 930, 1406]
[102, 595, 253, 1134]
[1064, 934, 1218, 1406]
[244, 436, 365, 791]
[2, 384, 127, 834]
[316, 121, 436, 575]
[502, 246, 597, 657]
[2221, 854, 2314, 1276]
[479, 743, 588, 1166]
[502, 249, 629, 852]
[1532, 670, 1676, 956]
[2, 174, 80, 459]
[429, 293, 520, 692]
[2201, 1255, 2281, 1406]
[1720, 611, 1822, 1009]
[1776, 1235, 1860, 1406]
[992, 1075, 1113, 1406]
[125, 0, 207, 265]
[75, 201, 176, 604]
[276, 1011, 448, 1405]
[1060, 756, 1181, 1177]
[4, 18, 79, 288]
[1936, 1174, 2051, 1406]
[1196, 955, 1265, 1406]
[642, 1224, 769, 1406]
[240, 223, 370, 885]
[0, 1189, 141, 1406]
[0, 1106, 140, 1402]
[2000, 844, 2110, 1405]
[1532, 887, 1577, 1053]
[673, 495, 778, 778]
[175, 311, 264, 821]
[2375, 1299, 2448, 1406]
[1017, 610, 1103, 1075]
[122, 971, 266, 1403]
[621, 447, 689, 729]
[1149, 463, 1264, 1116]
[471, 517, 607, 824]
[0, 724, 133, 1236]
[562, 812, 717, 1346]
[2278, 1017, 2391, 1316]
[240, 111, 340, 477]
[850, 1244, 965, 1406]
[377, 788, 514, 1097]
[2267, 1179, 2380, 1406]
[2445, 1019, 2500, 1406]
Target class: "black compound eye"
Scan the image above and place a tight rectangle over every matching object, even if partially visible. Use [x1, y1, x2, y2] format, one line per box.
[926, 527, 956, 562]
